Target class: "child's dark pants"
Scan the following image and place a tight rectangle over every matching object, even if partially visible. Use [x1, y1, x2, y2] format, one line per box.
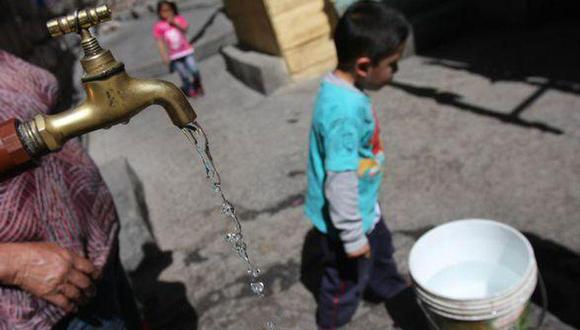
[315, 218, 407, 329]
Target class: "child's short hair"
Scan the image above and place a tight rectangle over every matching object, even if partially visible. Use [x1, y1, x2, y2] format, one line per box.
[334, 1, 410, 70]
[157, 1, 179, 18]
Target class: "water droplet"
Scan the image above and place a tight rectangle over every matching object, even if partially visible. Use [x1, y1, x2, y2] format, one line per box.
[225, 232, 239, 243]
[232, 240, 247, 257]
[221, 202, 235, 216]
[266, 320, 278, 330]
[250, 281, 264, 295]
[249, 268, 261, 279]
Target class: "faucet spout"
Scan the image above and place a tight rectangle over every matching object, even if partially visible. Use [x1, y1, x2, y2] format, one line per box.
[21, 71, 197, 154]
[134, 78, 197, 127]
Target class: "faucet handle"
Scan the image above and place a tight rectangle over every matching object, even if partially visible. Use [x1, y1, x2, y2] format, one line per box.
[46, 5, 112, 37]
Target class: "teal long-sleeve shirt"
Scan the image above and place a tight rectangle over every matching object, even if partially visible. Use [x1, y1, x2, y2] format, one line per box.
[304, 74, 385, 253]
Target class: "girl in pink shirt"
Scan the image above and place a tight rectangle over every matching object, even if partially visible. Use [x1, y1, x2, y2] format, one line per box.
[153, 1, 204, 97]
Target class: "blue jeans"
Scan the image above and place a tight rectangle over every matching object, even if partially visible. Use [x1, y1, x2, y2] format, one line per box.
[170, 54, 202, 93]
[53, 257, 141, 330]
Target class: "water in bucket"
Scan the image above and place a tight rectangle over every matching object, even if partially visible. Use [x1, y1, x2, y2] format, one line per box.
[426, 260, 521, 300]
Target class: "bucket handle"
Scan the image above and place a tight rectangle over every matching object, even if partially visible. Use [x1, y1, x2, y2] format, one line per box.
[415, 271, 548, 330]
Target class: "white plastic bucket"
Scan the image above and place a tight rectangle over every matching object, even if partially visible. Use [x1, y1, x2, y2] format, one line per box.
[409, 219, 538, 330]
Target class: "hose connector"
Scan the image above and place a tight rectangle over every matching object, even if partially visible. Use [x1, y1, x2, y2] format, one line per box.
[0, 119, 33, 173]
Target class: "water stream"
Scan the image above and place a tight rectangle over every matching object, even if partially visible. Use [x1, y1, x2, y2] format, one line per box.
[182, 122, 277, 330]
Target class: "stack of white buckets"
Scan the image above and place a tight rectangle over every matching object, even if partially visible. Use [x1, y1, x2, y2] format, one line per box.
[409, 219, 539, 330]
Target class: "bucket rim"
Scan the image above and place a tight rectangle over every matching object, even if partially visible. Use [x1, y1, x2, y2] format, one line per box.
[411, 262, 538, 310]
[409, 219, 536, 302]
[412, 265, 537, 320]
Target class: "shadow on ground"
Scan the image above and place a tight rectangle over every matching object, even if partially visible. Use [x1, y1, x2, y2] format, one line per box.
[526, 232, 580, 329]
[129, 243, 198, 330]
[392, 19, 580, 135]
[189, 7, 223, 45]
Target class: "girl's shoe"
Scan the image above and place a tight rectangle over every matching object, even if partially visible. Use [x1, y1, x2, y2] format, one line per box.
[187, 89, 199, 98]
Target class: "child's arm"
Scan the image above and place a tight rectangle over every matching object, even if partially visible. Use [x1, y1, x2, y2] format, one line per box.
[326, 171, 371, 258]
[321, 108, 370, 257]
[168, 15, 189, 34]
[156, 40, 169, 65]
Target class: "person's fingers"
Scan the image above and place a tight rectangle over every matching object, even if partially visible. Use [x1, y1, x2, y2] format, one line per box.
[60, 283, 82, 304]
[72, 255, 96, 276]
[68, 269, 93, 292]
[48, 294, 76, 313]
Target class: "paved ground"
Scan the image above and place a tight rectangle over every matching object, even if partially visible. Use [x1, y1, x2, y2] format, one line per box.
[87, 15, 580, 330]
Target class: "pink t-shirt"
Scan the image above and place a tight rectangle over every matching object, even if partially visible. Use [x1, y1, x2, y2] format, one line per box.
[153, 15, 194, 60]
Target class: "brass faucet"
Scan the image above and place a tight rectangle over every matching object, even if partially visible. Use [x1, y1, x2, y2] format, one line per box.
[18, 5, 197, 156]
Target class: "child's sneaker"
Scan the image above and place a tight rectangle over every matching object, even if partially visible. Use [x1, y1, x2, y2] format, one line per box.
[187, 89, 199, 98]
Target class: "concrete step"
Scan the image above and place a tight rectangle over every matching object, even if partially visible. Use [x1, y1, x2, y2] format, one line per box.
[222, 45, 290, 95]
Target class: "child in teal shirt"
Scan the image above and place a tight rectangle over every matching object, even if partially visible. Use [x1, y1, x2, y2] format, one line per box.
[304, 1, 428, 328]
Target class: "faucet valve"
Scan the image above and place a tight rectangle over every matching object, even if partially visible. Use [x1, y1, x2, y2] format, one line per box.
[46, 5, 112, 37]
[46, 5, 123, 81]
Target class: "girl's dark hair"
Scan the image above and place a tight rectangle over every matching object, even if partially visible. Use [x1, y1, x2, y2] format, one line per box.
[157, 1, 178, 19]
[334, 1, 410, 70]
